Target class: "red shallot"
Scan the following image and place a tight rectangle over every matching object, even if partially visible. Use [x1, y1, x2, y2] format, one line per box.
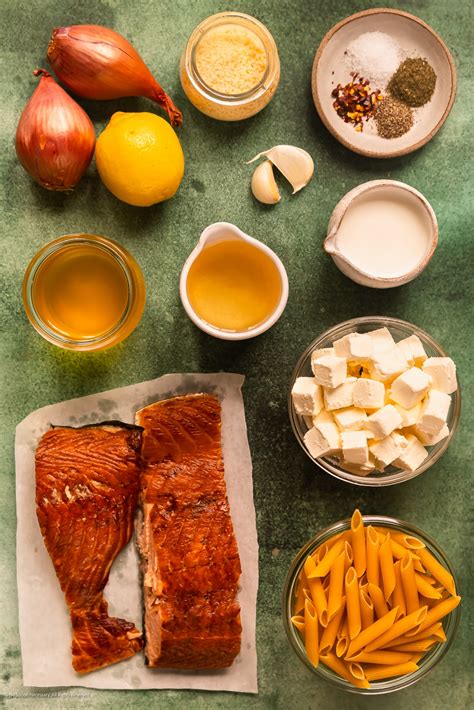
[15, 69, 96, 191]
[47, 25, 182, 126]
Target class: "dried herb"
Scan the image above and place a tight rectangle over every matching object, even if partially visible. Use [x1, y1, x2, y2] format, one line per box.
[388, 58, 437, 107]
[375, 96, 414, 139]
[331, 73, 383, 131]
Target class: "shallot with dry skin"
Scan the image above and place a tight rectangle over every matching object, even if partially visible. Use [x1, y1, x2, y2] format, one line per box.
[15, 69, 96, 191]
[47, 25, 182, 126]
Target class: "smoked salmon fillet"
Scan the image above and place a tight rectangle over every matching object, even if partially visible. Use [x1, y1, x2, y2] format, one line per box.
[35, 422, 144, 673]
[136, 394, 242, 669]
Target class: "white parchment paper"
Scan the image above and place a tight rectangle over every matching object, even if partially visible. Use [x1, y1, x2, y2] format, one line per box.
[15, 373, 258, 693]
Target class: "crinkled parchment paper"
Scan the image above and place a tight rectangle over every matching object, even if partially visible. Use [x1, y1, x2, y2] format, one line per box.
[15, 373, 258, 693]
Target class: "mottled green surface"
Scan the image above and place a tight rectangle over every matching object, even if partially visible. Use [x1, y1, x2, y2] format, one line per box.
[0, 0, 472, 708]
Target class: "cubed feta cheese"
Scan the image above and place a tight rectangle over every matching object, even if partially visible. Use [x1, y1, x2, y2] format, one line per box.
[333, 407, 368, 431]
[422, 357, 457, 394]
[312, 355, 347, 388]
[313, 409, 335, 426]
[333, 333, 373, 362]
[369, 348, 409, 382]
[323, 378, 356, 411]
[414, 423, 449, 446]
[311, 347, 335, 373]
[369, 434, 404, 468]
[343, 460, 376, 476]
[365, 404, 403, 439]
[393, 434, 428, 471]
[304, 422, 341, 458]
[353, 378, 385, 410]
[291, 377, 324, 416]
[417, 390, 451, 435]
[391, 431, 410, 449]
[396, 335, 427, 366]
[390, 367, 431, 409]
[341, 431, 369, 465]
[392, 402, 422, 427]
[368, 327, 396, 354]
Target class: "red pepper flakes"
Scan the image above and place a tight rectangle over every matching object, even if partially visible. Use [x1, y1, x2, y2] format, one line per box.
[331, 73, 383, 131]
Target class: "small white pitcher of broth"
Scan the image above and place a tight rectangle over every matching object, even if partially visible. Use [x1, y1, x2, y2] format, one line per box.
[180, 222, 289, 340]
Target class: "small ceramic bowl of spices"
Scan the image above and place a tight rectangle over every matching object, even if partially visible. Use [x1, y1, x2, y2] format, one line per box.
[180, 12, 280, 121]
[312, 8, 457, 157]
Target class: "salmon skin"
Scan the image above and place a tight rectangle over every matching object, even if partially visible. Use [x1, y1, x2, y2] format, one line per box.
[35, 422, 144, 674]
[136, 394, 242, 669]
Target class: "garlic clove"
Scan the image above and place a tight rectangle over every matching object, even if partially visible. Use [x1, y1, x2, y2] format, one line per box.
[247, 145, 314, 194]
[251, 159, 281, 205]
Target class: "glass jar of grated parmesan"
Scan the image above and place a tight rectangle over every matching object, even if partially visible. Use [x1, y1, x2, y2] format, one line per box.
[180, 12, 280, 121]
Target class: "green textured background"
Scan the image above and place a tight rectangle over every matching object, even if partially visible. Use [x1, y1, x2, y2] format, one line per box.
[1, 0, 472, 707]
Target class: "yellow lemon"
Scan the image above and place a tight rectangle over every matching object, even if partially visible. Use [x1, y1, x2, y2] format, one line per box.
[96, 112, 184, 207]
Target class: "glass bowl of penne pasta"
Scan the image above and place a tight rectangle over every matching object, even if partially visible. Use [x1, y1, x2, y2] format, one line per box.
[289, 316, 461, 486]
[282, 512, 461, 694]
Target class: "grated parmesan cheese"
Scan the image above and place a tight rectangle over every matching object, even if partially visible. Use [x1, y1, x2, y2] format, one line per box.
[195, 24, 267, 95]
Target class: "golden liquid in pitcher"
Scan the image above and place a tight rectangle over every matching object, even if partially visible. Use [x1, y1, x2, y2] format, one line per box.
[186, 240, 282, 331]
[32, 243, 129, 340]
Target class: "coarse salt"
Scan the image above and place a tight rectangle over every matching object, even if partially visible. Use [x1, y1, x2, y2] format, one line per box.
[344, 32, 403, 89]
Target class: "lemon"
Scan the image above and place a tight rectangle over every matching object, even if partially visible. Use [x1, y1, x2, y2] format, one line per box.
[96, 112, 184, 207]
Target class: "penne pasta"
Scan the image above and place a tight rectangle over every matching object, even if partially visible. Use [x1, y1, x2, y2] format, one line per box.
[345, 567, 362, 640]
[351, 510, 367, 578]
[304, 556, 329, 627]
[368, 583, 390, 619]
[312, 543, 328, 563]
[348, 662, 366, 680]
[400, 555, 419, 615]
[416, 548, 456, 595]
[417, 596, 461, 633]
[309, 539, 345, 578]
[346, 607, 398, 658]
[389, 532, 425, 551]
[319, 597, 346, 655]
[366, 525, 380, 587]
[364, 662, 418, 682]
[359, 587, 375, 630]
[319, 652, 370, 689]
[392, 640, 437, 653]
[379, 533, 396, 601]
[327, 551, 345, 621]
[294, 513, 461, 687]
[343, 541, 354, 573]
[365, 606, 428, 652]
[391, 561, 407, 618]
[336, 636, 349, 657]
[414, 572, 442, 600]
[294, 584, 307, 614]
[304, 598, 319, 667]
[348, 649, 413, 665]
[378, 622, 443, 648]
[412, 558, 426, 574]
[338, 614, 349, 640]
[291, 615, 306, 634]
[415, 571, 436, 585]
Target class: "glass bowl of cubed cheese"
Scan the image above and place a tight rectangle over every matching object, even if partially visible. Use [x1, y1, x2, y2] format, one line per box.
[289, 317, 461, 486]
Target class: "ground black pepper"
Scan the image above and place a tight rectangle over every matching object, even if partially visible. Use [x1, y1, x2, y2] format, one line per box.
[388, 57, 437, 107]
[375, 97, 414, 139]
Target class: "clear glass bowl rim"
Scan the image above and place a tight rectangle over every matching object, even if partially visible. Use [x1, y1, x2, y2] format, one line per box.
[182, 11, 280, 105]
[282, 514, 461, 695]
[288, 316, 461, 487]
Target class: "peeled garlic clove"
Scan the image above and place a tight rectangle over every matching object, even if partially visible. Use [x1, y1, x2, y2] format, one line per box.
[247, 145, 314, 194]
[251, 160, 281, 205]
